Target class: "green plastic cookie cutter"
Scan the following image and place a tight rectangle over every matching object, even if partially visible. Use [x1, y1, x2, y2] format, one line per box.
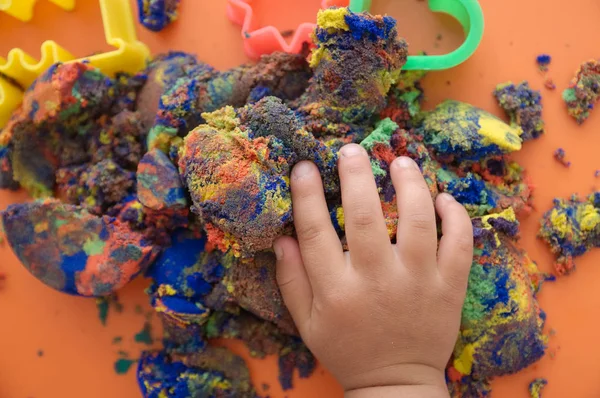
[349, 0, 484, 70]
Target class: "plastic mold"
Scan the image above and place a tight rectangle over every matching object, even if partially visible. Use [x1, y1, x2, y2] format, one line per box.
[0, 0, 75, 21]
[350, 0, 484, 71]
[226, 0, 350, 59]
[0, 0, 150, 127]
[228, 0, 483, 69]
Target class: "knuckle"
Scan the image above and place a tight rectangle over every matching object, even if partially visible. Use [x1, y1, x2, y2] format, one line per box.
[295, 184, 319, 201]
[350, 209, 378, 229]
[296, 223, 325, 245]
[407, 212, 434, 232]
[276, 272, 295, 289]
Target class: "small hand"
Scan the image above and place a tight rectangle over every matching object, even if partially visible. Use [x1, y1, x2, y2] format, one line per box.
[274, 144, 473, 397]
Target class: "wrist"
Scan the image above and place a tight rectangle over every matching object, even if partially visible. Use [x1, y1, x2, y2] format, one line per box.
[341, 364, 448, 398]
[345, 384, 449, 398]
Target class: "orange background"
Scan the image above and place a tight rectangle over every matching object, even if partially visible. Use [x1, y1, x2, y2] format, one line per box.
[1, 0, 599, 397]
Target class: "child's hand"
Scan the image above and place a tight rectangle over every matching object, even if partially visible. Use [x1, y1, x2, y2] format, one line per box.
[273, 144, 473, 397]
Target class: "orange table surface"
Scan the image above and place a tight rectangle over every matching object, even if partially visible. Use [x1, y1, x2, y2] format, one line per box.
[1, 0, 600, 397]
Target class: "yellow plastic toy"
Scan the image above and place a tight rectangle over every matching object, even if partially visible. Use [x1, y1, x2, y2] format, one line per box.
[0, 0, 150, 127]
[0, 0, 75, 21]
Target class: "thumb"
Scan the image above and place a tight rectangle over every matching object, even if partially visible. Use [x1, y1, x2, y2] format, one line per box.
[274, 236, 313, 332]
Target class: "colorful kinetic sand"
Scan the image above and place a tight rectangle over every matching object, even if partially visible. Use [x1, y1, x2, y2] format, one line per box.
[137, 149, 188, 211]
[539, 192, 600, 275]
[544, 78, 556, 91]
[1, 199, 158, 296]
[0, 62, 146, 208]
[494, 81, 544, 141]
[448, 210, 550, 396]
[227, 0, 484, 70]
[529, 378, 548, 398]
[536, 54, 551, 72]
[145, 230, 311, 393]
[563, 59, 600, 124]
[0, 0, 150, 127]
[226, 0, 349, 60]
[136, 0, 180, 32]
[146, 50, 312, 153]
[418, 100, 522, 161]
[0, 7, 551, 397]
[137, 351, 245, 397]
[553, 148, 571, 168]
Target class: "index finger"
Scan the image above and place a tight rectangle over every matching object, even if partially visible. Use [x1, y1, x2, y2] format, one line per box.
[290, 161, 345, 293]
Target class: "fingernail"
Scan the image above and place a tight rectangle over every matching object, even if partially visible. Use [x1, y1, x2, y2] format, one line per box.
[293, 161, 313, 179]
[395, 156, 419, 170]
[438, 193, 455, 202]
[273, 243, 284, 261]
[340, 144, 365, 158]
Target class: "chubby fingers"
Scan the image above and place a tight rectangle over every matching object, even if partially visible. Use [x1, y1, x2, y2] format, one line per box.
[289, 161, 345, 293]
[391, 156, 437, 273]
[435, 193, 473, 291]
[338, 144, 394, 268]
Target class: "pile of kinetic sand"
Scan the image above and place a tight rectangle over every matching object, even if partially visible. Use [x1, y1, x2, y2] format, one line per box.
[537, 59, 600, 276]
[494, 81, 544, 141]
[137, 0, 181, 32]
[539, 192, 600, 275]
[529, 378, 548, 398]
[563, 59, 600, 124]
[0, 8, 552, 398]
